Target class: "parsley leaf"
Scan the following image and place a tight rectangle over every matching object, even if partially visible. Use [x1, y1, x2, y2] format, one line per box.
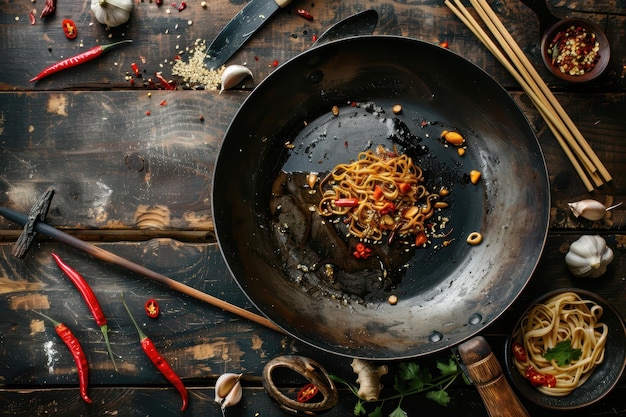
[436, 358, 458, 376]
[544, 340, 582, 366]
[426, 389, 451, 406]
[389, 405, 408, 417]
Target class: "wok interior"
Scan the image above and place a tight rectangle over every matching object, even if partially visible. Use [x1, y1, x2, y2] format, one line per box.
[213, 36, 550, 359]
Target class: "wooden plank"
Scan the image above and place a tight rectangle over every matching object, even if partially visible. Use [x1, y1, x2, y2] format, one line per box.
[1, 90, 624, 232]
[1, 0, 624, 90]
[0, 233, 623, 382]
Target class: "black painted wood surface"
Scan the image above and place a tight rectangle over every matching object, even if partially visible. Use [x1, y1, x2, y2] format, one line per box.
[0, 0, 625, 415]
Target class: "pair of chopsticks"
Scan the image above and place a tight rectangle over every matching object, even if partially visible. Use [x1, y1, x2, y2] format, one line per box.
[445, 0, 611, 191]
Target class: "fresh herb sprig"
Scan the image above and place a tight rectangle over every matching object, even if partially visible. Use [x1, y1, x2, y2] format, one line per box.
[544, 340, 582, 366]
[331, 355, 469, 417]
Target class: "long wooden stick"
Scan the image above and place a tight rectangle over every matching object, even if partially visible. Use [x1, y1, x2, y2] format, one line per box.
[471, 0, 611, 183]
[0, 206, 284, 334]
[445, 0, 593, 190]
[445, 0, 612, 190]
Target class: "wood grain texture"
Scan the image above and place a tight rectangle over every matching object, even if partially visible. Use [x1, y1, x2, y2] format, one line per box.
[1, 0, 626, 415]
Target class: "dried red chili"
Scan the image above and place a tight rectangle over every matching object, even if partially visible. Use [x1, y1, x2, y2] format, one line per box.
[29, 10, 36, 25]
[373, 185, 384, 201]
[525, 366, 556, 388]
[177, 1, 187, 11]
[353, 243, 373, 259]
[122, 292, 188, 411]
[29, 40, 133, 83]
[512, 342, 528, 362]
[145, 299, 160, 318]
[334, 198, 359, 207]
[40, 0, 56, 19]
[34, 311, 92, 403]
[52, 253, 117, 371]
[414, 231, 427, 246]
[379, 202, 396, 215]
[272, 60, 279, 67]
[62, 19, 77, 39]
[131, 62, 140, 76]
[295, 8, 313, 20]
[397, 182, 412, 194]
[296, 383, 319, 402]
[439, 41, 449, 48]
[155, 72, 175, 90]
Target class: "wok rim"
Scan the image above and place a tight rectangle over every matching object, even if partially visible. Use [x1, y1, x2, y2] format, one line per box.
[212, 35, 551, 359]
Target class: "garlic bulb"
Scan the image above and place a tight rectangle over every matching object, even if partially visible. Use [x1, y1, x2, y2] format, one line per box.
[565, 235, 613, 278]
[220, 65, 253, 94]
[91, 0, 133, 27]
[568, 199, 622, 221]
[214, 373, 243, 415]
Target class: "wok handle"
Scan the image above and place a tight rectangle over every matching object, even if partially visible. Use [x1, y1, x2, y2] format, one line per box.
[458, 336, 530, 417]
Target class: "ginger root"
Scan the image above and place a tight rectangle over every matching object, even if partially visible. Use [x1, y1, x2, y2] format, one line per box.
[351, 359, 388, 401]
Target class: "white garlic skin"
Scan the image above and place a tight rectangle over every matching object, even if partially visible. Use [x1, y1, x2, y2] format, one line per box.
[220, 65, 253, 94]
[568, 199, 609, 221]
[91, 0, 133, 27]
[214, 373, 243, 412]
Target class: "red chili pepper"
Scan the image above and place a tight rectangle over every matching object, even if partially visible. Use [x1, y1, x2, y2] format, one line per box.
[397, 182, 412, 194]
[34, 311, 92, 403]
[155, 72, 175, 90]
[177, 1, 187, 11]
[29, 10, 36, 25]
[62, 19, 77, 39]
[131, 62, 140, 76]
[525, 366, 556, 388]
[353, 243, 373, 259]
[415, 231, 427, 246]
[52, 253, 117, 371]
[439, 41, 449, 48]
[334, 198, 359, 207]
[145, 299, 160, 318]
[297, 383, 319, 402]
[379, 202, 396, 215]
[311, 34, 318, 42]
[272, 60, 279, 67]
[122, 292, 188, 411]
[29, 40, 133, 83]
[512, 342, 528, 362]
[295, 8, 313, 20]
[373, 185, 384, 201]
[40, 0, 56, 19]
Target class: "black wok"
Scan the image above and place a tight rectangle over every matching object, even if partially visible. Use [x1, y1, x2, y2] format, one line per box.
[212, 36, 550, 359]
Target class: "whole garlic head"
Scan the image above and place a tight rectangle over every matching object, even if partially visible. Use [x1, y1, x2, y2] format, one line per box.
[91, 0, 133, 27]
[565, 235, 614, 278]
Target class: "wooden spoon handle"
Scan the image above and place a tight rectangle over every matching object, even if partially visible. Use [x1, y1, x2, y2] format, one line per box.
[458, 336, 530, 417]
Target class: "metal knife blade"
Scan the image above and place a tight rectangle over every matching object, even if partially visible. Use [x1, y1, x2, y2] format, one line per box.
[313, 9, 378, 46]
[205, 0, 293, 69]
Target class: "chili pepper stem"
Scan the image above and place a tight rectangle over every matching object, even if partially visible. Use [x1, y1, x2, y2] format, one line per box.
[99, 324, 117, 371]
[121, 291, 148, 342]
[32, 310, 61, 326]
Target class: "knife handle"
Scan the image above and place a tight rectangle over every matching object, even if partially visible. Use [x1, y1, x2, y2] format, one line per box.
[458, 336, 530, 417]
[275, 0, 293, 8]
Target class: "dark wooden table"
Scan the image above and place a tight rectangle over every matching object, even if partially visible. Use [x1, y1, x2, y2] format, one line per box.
[0, 0, 625, 415]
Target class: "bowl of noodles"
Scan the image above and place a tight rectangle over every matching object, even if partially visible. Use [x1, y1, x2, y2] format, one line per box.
[504, 289, 626, 409]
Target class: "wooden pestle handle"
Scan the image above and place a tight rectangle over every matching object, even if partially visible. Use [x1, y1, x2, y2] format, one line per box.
[458, 336, 530, 417]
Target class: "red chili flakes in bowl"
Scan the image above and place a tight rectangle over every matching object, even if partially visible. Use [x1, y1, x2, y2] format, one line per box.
[547, 25, 600, 76]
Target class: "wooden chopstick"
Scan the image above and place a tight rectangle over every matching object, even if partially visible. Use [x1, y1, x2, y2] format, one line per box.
[445, 0, 611, 191]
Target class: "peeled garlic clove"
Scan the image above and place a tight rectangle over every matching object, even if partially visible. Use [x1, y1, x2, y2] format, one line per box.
[220, 65, 253, 94]
[568, 199, 622, 221]
[214, 373, 243, 412]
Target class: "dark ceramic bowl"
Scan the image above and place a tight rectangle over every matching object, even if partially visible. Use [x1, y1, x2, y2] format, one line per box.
[504, 289, 626, 410]
[541, 18, 610, 83]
